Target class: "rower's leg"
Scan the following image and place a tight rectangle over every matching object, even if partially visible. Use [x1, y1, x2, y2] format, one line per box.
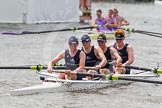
[86, 70, 98, 80]
[114, 67, 126, 74]
[59, 73, 66, 79]
[99, 68, 110, 74]
[65, 74, 77, 80]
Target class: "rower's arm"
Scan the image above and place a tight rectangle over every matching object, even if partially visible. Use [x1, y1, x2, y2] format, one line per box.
[106, 18, 118, 28]
[110, 47, 122, 65]
[47, 51, 65, 72]
[74, 51, 86, 72]
[123, 45, 134, 66]
[92, 19, 97, 27]
[105, 17, 110, 27]
[95, 46, 107, 68]
[121, 17, 129, 26]
[112, 18, 118, 27]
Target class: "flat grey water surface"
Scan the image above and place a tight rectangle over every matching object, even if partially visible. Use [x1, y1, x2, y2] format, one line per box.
[0, 2, 162, 108]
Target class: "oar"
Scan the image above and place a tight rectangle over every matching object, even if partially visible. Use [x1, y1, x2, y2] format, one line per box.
[115, 65, 162, 74]
[2, 26, 96, 35]
[135, 30, 162, 36]
[122, 28, 162, 38]
[52, 70, 162, 84]
[0, 65, 96, 70]
[0, 65, 65, 70]
[135, 31, 162, 38]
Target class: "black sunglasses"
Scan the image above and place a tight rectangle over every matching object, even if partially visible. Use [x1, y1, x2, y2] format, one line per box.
[81, 40, 90, 43]
[115, 39, 123, 40]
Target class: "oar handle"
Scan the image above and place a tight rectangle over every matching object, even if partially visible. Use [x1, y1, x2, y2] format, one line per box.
[52, 69, 77, 74]
[85, 67, 96, 70]
[124, 65, 151, 71]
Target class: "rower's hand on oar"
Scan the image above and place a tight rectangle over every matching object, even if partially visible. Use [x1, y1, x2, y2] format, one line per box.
[112, 62, 123, 74]
[95, 65, 102, 70]
[47, 66, 53, 73]
[111, 61, 117, 66]
[111, 60, 122, 66]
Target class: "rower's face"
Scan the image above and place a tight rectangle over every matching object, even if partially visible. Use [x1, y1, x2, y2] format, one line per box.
[113, 9, 118, 17]
[97, 41, 106, 49]
[116, 39, 124, 45]
[108, 10, 113, 16]
[69, 43, 78, 50]
[82, 40, 91, 49]
[96, 12, 101, 17]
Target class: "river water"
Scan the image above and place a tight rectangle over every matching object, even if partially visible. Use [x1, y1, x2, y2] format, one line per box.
[0, 2, 162, 108]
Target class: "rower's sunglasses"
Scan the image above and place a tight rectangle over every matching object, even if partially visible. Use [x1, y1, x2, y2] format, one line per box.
[97, 40, 105, 42]
[81, 40, 90, 43]
[69, 42, 78, 45]
[115, 38, 123, 40]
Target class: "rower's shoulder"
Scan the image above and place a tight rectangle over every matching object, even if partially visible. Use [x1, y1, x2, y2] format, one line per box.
[126, 44, 133, 48]
[94, 46, 103, 53]
[80, 50, 85, 55]
[109, 46, 116, 51]
[94, 45, 100, 50]
[79, 50, 86, 58]
[126, 44, 133, 51]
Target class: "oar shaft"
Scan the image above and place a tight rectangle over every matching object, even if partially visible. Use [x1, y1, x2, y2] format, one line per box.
[2, 26, 96, 35]
[0, 65, 66, 70]
[0, 66, 31, 69]
[119, 77, 162, 84]
[1, 64, 162, 74]
[52, 70, 162, 84]
[136, 31, 162, 38]
[136, 30, 162, 35]
[123, 28, 162, 38]
[114, 65, 162, 74]
[125, 65, 151, 71]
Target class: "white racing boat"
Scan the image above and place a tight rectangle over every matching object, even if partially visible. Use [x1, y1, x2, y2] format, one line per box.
[10, 71, 158, 96]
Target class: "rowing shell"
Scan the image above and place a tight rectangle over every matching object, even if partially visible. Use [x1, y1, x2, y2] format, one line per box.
[10, 72, 157, 96]
[78, 30, 130, 39]
[89, 32, 130, 39]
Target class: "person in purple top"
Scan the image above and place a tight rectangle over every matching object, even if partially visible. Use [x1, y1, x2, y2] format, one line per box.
[113, 8, 129, 27]
[93, 9, 108, 32]
[105, 9, 118, 31]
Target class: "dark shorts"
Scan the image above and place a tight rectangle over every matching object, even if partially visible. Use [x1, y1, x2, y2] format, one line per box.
[125, 68, 131, 74]
[76, 74, 83, 80]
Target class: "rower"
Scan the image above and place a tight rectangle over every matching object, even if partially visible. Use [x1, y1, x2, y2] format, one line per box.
[109, 29, 134, 74]
[47, 36, 86, 80]
[81, 34, 107, 74]
[113, 8, 129, 27]
[93, 9, 107, 32]
[105, 9, 118, 31]
[97, 34, 122, 74]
